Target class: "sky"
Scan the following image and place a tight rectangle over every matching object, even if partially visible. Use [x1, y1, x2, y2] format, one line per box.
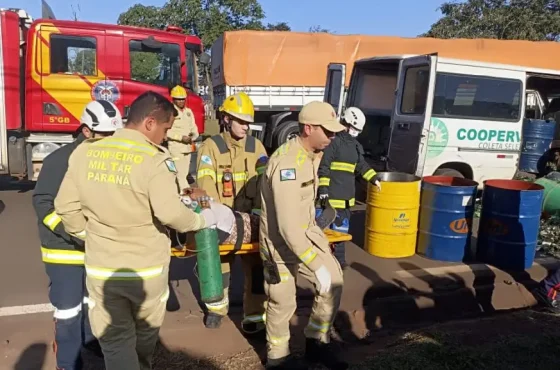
[6, 0, 445, 37]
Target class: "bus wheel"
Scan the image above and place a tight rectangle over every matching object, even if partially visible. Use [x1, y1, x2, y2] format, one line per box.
[434, 168, 464, 178]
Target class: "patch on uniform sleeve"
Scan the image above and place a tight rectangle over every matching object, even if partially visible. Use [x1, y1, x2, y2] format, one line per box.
[279, 168, 296, 181]
[200, 155, 213, 165]
[165, 159, 178, 173]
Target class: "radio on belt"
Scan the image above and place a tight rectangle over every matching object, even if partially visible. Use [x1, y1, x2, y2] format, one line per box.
[222, 169, 233, 197]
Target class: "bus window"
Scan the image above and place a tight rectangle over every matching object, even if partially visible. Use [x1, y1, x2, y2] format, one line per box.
[432, 73, 522, 121]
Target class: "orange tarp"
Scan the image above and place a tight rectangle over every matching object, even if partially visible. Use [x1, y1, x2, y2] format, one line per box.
[214, 30, 560, 87]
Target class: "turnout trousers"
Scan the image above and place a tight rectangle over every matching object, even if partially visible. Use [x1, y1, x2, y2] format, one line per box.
[45, 264, 95, 370]
[205, 253, 267, 331]
[85, 268, 169, 370]
[264, 246, 344, 360]
[315, 207, 352, 265]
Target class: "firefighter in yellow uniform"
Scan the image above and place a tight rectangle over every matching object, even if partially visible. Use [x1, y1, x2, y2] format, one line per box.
[260, 101, 348, 370]
[54, 91, 230, 370]
[196, 92, 269, 334]
[167, 85, 199, 191]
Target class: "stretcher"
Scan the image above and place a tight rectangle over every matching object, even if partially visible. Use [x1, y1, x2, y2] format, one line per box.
[170, 229, 353, 258]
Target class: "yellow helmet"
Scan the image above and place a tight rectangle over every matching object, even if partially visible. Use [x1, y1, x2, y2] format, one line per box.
[219, 92, 254, 123]
[170, 85, 187, 99]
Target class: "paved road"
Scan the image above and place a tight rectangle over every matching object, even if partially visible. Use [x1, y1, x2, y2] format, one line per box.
[1, 173, 557, 369]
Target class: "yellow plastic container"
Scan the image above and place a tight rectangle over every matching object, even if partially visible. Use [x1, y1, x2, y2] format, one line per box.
[365, 172, 421, 258]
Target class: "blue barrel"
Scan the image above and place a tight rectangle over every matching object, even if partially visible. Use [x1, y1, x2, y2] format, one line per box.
[476, 180, 544, 271]
[518, 119, 556, 174]
[417, 176, 479, 262]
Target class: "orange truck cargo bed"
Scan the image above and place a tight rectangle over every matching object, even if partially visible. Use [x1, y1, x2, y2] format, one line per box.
[211, 30, 560, 87]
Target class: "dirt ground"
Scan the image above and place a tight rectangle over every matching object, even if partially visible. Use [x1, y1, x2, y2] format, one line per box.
[76, 308, 560, 370]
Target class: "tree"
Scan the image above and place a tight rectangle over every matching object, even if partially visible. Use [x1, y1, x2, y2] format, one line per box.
[69, 49, 96, 75]
[422, 0, 560, 41]
[309, 25, 332, 33]
[117, 0, 291, 50]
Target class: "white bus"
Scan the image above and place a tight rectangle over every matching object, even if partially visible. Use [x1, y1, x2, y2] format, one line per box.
[324, 54, 560, 185]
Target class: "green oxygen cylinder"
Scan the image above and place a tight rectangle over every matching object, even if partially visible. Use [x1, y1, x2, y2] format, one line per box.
[193, 196, 224, 303]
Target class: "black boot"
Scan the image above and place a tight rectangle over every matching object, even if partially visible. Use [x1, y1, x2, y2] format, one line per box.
[204, 313, 223, 329]
[266, 355, 308, 370]
[305, 338, 348, 370]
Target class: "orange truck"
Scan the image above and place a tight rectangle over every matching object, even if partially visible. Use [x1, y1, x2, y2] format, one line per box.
[0, 8, 206, 181]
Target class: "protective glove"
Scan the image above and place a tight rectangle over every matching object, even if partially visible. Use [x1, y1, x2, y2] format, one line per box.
[314, 265, 332, 294]
[209, 201, 235, 234]
[200, 208, 218, 228]
[370, 173, 382, 191]
[317, 186, 329, 199]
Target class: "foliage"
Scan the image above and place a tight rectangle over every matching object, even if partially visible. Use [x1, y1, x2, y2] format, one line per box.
[118, 0, 292, 50]
[129, 51, 163, 84]
[68, 49, 96, 75]
[422, 0, 560, 41]
[309, 24, 333, 33]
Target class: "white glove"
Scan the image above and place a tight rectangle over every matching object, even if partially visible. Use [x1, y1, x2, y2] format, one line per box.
[314, 265, 332, 294]
[319, 193, 328, 200]
[373, 180, 381, 191]
[200, 208, 217, 228]
[209, 202, 235, 234]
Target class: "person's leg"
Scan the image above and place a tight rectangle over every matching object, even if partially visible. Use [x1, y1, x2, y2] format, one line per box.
[46, 264, 87, 370]
[299, 247, 347, 369]
[330, 208, 351, 268]
[86, 277, 138, 370]
[240, 253, 267, 334]
[132, 273, 169, 370]
[204, 254, 234, 328]
[264, 263, 306, 369]
[174, 154, 191, 192]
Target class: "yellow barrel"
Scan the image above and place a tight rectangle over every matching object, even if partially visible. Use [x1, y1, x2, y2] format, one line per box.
[365, 172, 421, 258]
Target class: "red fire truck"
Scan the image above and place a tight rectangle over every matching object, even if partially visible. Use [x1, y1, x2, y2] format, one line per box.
[0, 8, 206, 181]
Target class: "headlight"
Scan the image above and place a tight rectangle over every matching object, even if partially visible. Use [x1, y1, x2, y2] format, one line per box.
[32, 142, 61, 160]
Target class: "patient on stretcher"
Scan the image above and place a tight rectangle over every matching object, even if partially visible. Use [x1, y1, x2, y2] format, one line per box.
[178, 189, 336, 246]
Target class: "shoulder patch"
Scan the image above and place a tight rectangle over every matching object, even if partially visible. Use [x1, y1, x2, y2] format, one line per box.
[280, 168, 296, 181]
[200, 155, 213, 165]
[165, 159, 178, 173]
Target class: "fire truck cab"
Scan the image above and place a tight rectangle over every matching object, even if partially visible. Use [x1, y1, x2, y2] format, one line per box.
[0, 8, 205, 181]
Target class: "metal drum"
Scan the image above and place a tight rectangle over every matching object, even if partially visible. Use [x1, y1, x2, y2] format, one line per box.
[518, 118, 556, 174]
[417, 176, 479, 262]
[364, 172, 421, 258]
[477, 179, 544, 271]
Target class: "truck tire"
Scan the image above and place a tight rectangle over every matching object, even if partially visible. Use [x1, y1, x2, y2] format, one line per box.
[272, 120, 299, 150]
[433, 168, 464, 178]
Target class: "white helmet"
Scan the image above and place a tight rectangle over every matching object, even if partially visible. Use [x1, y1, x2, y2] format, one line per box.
[80, 100, 123, 132]
[342, 107, 366, 131]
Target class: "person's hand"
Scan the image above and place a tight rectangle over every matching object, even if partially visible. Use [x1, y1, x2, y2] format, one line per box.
[185, 187, 207, 199]
[181, 135, 192, 144]
[314, 265, 332, 294]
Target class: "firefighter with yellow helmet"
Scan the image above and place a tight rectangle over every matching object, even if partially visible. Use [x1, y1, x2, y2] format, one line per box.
[167, 85, 199, 191]
[196, 92, 269, 333]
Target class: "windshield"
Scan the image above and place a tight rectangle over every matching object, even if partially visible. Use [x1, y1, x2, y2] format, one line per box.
[186, 49, 199, 93]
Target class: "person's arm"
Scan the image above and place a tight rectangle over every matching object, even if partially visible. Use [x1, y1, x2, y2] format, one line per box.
[251, 140, 269, 214]
[148, 154, 207, 233]
[268, 161, 324, 272]
[355, 141, 377, 182]
[187, 108, 200, 141]
[317, 138, 337, 197]
[32, 153, 75, 243]
[196, 141, 220, 201]
[54, 150, 87, 241]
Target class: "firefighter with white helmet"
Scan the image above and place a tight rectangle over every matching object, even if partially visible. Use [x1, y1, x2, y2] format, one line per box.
[317, 106, 379, 269]
[167, 85, 199, 192]
[32, 100, 123, 370]
[196, 91, 269, 333]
